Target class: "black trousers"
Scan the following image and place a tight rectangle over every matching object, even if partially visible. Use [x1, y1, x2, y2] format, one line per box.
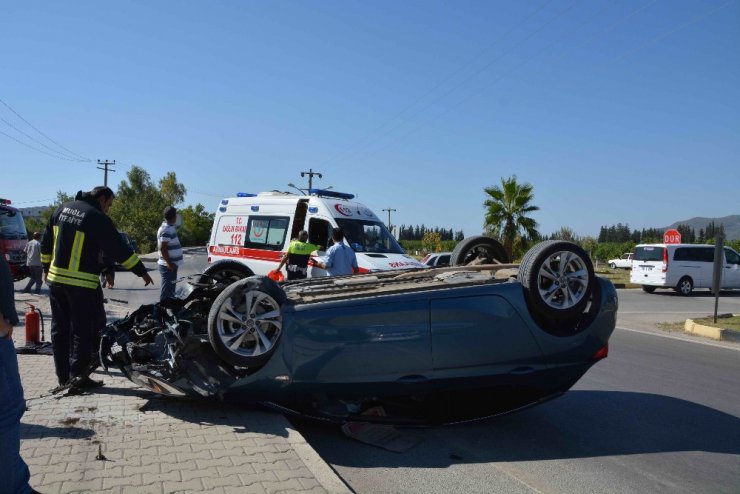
[286, 264, 308, 280]
[49, 284, 103, 385]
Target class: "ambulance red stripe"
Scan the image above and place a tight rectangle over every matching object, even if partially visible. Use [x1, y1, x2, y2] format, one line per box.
[209, 245, 281, 262]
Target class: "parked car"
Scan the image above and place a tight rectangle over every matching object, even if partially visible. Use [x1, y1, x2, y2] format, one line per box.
[608, 252, 634, 269]
[630, 243, 740, 295]
[420, 251, 451, 268]
[99, 238, 616, 424]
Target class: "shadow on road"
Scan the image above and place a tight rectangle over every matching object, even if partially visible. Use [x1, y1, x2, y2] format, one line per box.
[297, 390, 740, 466]
[20, 422, 95, 440]
[131, 394, 290, 438]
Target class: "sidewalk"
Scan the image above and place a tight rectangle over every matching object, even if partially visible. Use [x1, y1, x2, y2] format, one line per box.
[10, 289, 350, 494]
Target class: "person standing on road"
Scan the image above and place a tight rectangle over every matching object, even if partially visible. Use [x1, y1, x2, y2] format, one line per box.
[157, 206, 184, 302]
[22, 231, 43, 294]
[316, 227, 358, 276]
[276, 230, 319, 280]
[41, 186, 153, 391]
[1, 252, 33, 494]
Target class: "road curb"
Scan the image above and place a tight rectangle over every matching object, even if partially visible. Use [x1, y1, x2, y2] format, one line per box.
[11, 286, 351, 494]
[685, 317, 740, 343]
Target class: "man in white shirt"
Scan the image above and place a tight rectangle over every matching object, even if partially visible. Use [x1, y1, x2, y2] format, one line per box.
[157, 206, 184, 301]
[23, 232, 43, 294]
[316, 227, 358, 276]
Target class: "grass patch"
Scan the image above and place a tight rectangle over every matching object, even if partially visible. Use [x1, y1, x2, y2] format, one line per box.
[594, 266, 635, 286]
[691, 315, 740, 331]
[656, 321, 687, 333]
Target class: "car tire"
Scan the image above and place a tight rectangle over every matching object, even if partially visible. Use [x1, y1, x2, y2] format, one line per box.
[676, 276, 694, 296]
[641, 285, 657, 293]
[207, 276, 287, 368]
[519, 240, 595, 321]
[450, 236, 509, 266]
[609, 262, 616, 269]
[200, 260, 254, 287]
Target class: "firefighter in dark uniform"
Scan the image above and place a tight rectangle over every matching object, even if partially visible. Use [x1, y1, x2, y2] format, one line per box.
[276, 230, 320, 280]
[41, 186, 153, 390]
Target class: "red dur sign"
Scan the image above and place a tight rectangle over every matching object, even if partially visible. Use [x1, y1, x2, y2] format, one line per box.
[663, 229, 682, 244]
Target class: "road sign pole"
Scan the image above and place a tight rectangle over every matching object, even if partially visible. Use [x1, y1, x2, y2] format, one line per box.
[712, 233, 724, 323]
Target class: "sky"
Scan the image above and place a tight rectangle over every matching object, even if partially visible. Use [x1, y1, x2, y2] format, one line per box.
[1, 0, 739, 239]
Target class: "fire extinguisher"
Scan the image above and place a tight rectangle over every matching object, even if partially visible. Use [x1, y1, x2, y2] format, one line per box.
[25, 304, 45, 345]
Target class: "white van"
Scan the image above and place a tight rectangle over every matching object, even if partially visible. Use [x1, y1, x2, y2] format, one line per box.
[206, 189, 423, 279]
[630, 243, 740, 295]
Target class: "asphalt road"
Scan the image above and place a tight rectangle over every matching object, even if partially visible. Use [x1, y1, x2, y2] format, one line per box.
[55, 255, 740, 493]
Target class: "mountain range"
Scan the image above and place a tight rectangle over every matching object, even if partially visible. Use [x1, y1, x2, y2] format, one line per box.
[663, 215, 740, 241]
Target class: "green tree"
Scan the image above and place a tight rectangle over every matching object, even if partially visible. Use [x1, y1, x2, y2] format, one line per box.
[483, 175, 540, 259]
[109, 166, 187, 253]
[24, 190, 74, 238]
[159, 171, 187, 206]
[551, 226, 576, 242]
[421, 231, 442, 254]
[179, 204, 214, 247]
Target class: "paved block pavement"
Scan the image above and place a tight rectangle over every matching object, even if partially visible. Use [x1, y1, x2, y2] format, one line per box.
[10, 290, 351, 494]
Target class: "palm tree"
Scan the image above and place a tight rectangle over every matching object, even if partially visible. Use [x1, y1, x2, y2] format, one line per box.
[483, 175, 540, 259]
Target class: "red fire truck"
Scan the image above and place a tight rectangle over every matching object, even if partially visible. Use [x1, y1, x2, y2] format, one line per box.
[0, 198, 29, 281]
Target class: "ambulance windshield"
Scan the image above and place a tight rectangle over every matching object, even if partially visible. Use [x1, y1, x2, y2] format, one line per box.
[335, 219, 404, 254]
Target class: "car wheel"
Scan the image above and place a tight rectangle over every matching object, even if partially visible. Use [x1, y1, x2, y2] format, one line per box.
[200, 260, 254, 286]
[207, 276, 287, 367]
[450, 236, 509, 266]
[519, 240, 595, 320]
[676, 276, 694, 296]
[609, 262, 616, 269]
[641, 285, 657, 293]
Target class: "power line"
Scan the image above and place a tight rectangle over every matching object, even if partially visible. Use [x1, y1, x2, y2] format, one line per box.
[0, 97, 91, 162]
[612, 0, 736, 64]
[0, 128, 81, 161]
[0, 115, 85, 161]
[97, 159, 116, 187]
[382, 207, 397, 230]
[333, 0, 582, 168]
[9, 198, 56, 205]
[347, 0, 688, 167]
[321, 0, 555, 168]
[536, 0, 656, 68]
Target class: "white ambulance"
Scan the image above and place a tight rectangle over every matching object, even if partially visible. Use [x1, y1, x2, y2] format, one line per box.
[205, 188, 423, 280]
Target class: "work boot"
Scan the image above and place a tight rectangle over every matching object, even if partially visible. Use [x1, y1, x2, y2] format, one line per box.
[76, 376, 104, 389]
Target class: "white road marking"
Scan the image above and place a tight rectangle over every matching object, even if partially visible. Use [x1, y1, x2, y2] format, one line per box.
[616, 326, 740, 352]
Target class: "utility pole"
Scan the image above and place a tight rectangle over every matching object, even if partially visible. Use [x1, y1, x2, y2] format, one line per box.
[300, 168, 322, 191]
[382, 207, 397, 233]
[97, 159, 116, 187]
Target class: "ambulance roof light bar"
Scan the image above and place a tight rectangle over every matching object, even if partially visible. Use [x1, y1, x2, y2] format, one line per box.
[309, 188, 354, 200]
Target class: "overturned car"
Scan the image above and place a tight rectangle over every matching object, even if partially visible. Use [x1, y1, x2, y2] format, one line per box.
[100, 238, 617, 424]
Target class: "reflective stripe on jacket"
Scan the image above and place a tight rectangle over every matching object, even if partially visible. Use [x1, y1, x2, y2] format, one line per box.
[40, 196, 147, 289]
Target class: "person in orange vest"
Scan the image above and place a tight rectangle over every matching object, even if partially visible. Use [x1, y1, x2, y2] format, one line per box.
[276, 230, 320, 280]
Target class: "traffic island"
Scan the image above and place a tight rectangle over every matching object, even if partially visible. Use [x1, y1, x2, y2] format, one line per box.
[685, 315, 740, 343]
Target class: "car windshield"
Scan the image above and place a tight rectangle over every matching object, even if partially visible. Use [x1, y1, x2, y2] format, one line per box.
[0, 207, 27, 239]
[335, 219, 404, 254]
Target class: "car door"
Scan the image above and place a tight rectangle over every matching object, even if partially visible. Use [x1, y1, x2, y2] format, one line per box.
[722, 248, 740, 288]
[430, 294, 544, 378]
[289, 299, 432, 387]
